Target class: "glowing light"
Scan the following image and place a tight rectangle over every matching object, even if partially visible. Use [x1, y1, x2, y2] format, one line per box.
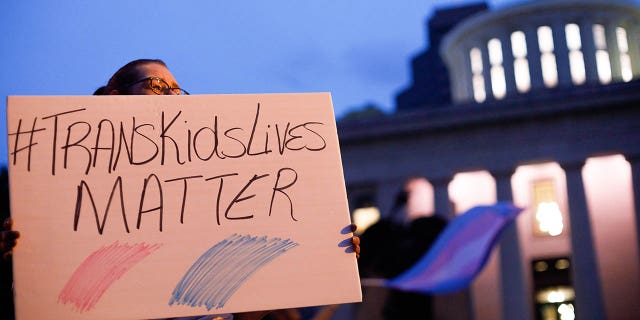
[535, 201, 564, 236]
[538, 26, 557, 88]
[565, 24, 581, 50]
[621, 54, 632, 82]
[596, 51, 612, 84]
[470, 47, 483, 73]
[488, 38, 503, 65]
[558, 303, 575, 320]
[541, 54, 558, 87]
[555, 258, 570, 270]
[514, 59, 531, 92]
[593, 24, 606, 49]
[488, 38, 506, 99]
[352, 206, 380, 234]
[538, 26, 554, 52]
[473, 75, 486, 102]
[511, 31, 527, 57]
[534, 261, 549, 272]
[491, 66, 506, 99]
[547, 290, 566, 303]
[566, 24, 585, 85]
[511, 30, 531, 93]
[535, 286, 575, 304]
[593, 24, 612, 84]
[617, 27, 633, 82]
[406, 177, 434, 221]
[470, 47, 486, 103]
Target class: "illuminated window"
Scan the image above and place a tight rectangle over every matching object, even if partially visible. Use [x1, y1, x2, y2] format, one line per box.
[352, 206, 380, 235]
[538, 26, 558, 87]
[593, 24, 612, 84]
[488, 38, 506, 99]
[565, 23, 585, 85]
[470, 47, 486, 102]
[617, 27, 633, 82]
[511, 30, 531, 92]
[533, 179, 564, 236]
[533, 257, 575, 320]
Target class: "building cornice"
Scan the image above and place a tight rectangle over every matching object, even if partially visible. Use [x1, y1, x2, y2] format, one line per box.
[338, 80, 640, 143]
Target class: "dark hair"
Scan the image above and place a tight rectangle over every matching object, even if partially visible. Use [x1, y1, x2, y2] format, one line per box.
[92, 86, 106, 95]
[104, 59, 167, 95]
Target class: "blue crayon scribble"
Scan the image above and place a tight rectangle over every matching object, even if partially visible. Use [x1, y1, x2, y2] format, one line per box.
[169, 234, 299, 310]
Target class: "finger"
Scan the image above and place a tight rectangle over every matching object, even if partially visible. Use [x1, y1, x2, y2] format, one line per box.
[351, 236, 360, 256]
[7, 230, 19, 240]
[349, 223, 357, 233]
[2, 250, 12, 261]
[0, 230, 19, 242]
[2, 218, 11, 231]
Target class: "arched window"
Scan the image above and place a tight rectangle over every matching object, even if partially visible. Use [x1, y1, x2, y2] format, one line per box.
[511, 30, 531, 93]
[488, 38, 506, 99]
[565, 23, 586, 85]
[593, 24, 612, 84]
[470, 47, 486, 102]
[538, 26, 558, 87]
[616, 27, 633, 82]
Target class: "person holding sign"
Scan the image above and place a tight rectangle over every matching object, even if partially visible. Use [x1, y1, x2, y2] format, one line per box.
[0, 219, 18, 260]
[2, 58, 360, 320]
[101, 59, 189, 96]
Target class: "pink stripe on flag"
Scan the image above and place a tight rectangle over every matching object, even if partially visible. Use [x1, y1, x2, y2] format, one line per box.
[58, 242, 162, 313]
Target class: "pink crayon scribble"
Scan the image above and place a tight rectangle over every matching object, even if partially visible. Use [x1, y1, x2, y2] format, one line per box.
[58, 241, 162, 313]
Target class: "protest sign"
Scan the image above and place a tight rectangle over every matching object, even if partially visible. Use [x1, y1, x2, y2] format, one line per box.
[6, 93, 361, 319]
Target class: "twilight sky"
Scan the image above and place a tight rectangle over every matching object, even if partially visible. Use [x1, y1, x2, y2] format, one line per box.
[1, 0, 526, 166]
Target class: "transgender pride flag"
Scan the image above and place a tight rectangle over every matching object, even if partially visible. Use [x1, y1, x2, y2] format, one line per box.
[385, 202, 523, 294]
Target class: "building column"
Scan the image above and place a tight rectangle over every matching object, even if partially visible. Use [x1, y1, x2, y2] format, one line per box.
[524, 25, 544, 90]
[459, 44, 476, 103]
[605, 21, 623, 82]
[375, 179, 407, 222]
[431, 176, 454, 221]
[626, 155, 640, 266]
[493, 170, 533, 320]
[432, 173, 472, 320]
[480, 39, 494, 101]
[579, 18, 599, 83]
[500, 30, 518, 96]
[552, 20, 573, 87]
[561, 162, 606, 319]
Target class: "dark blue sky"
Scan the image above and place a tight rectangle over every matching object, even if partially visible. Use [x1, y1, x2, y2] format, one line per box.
[1, 0, 522, 166]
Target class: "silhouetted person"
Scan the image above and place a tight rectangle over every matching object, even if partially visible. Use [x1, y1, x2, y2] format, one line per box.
[358, 188, 447, 320]
[0, 168, 15, 320]
[381, 215, 447, 320]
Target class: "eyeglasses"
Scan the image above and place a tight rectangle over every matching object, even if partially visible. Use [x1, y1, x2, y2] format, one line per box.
[124, 77, 190, 95]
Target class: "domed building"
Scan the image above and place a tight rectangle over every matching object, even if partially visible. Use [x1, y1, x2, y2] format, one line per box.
[339, 1, 640, 319]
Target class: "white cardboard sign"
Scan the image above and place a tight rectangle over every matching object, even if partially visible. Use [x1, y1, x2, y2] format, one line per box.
[6, 93, 361, 320]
